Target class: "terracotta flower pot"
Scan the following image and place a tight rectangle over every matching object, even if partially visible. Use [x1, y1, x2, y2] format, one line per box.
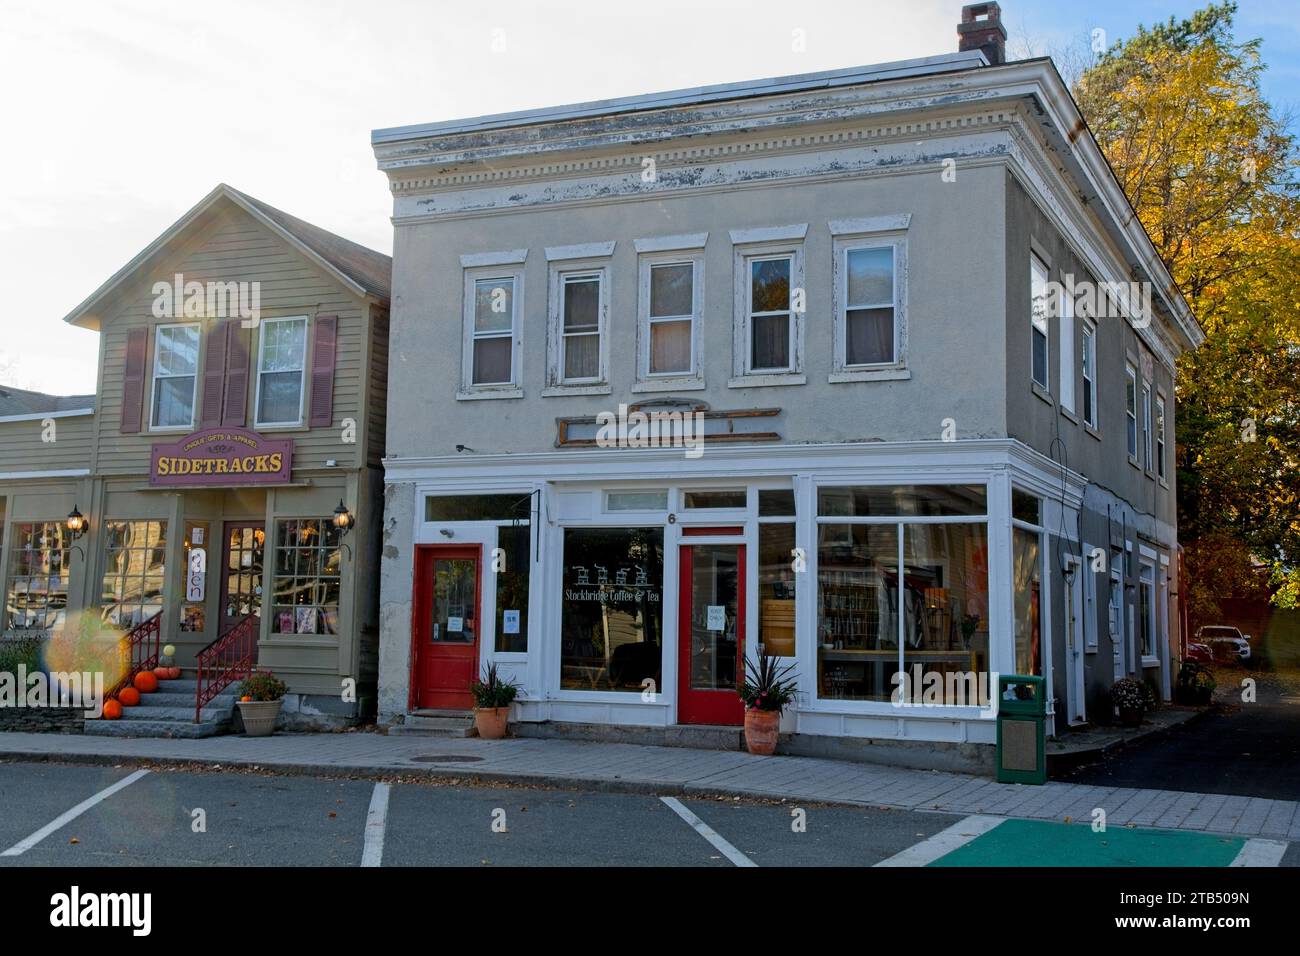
[237, 699, 282, 737]
[1119, 706, 1143, 728]
[474, 706, 510, 740]
[744, 708, 781, 755]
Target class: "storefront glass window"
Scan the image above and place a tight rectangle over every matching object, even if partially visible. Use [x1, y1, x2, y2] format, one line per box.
[425, 494, 531, 522]
[682, 489, 747, 509]
[1012, 526, 1041, 675]
[560, 528, 663, 692]
[758, 489, 796, 516]
[900, 523, 990, 699]
[817, 522, 898, 700]
[100, 520, 167, 630]
[5, 522, 70, 631]
[272, 519, 342, 635]
[818, 484, 986, 518]
[495, 523, 530, 653]
[758, 523, 796, 657]
[1139, 563, 1154, 658]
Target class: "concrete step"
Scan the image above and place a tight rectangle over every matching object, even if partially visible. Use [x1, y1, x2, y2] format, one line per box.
[84, 718, 227, 739]
[389, 713, 477, 738]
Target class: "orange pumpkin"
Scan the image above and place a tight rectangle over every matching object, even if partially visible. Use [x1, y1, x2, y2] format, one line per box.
[153, 666, 170, 680]
[118, 687, 141, 707]
[241, 695, 252, 702]
[134, 671, 159, 694]
[102, 700, 122, 720]
[168, 667, 183, 680]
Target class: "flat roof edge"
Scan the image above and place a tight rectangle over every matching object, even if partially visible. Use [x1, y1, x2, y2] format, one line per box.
[371, 51, 989, 145]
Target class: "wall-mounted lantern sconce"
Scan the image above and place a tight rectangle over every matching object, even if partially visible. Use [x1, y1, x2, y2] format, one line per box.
[333, 499, 355, 560]
[66, 505, 88, 560]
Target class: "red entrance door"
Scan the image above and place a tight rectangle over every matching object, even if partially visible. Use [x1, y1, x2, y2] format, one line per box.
[678, 538, 745, 725]
[411, 545, 482, 710]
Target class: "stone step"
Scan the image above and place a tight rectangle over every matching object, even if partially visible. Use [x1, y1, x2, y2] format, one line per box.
[84, 718, 227, 739]
[119, 705, 232, 722]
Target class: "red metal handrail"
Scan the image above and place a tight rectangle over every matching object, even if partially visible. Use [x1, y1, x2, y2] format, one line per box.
[107, 611, 163, 699]
[195, 614, 258, 722]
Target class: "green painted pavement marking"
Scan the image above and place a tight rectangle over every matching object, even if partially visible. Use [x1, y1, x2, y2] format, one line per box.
[929, 819, 1245, 868]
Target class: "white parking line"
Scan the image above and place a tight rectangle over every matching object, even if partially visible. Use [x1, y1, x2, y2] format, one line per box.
[1, 769, 151, 857]
[659, 796, 757, 867]
[1230, 838, 1288, 867]
[361, 782, 391, 867]
[875, 814, 1005, 867]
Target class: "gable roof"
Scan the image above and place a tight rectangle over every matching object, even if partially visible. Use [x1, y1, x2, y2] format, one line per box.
[0, 385, 95, 418]
[63, 184, 391, 329]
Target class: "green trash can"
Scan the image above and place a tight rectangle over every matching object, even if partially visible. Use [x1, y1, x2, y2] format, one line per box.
[996, 674, 1046, 785]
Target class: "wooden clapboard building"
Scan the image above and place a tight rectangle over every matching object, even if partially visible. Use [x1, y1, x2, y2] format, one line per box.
[0, 184, 390, 734]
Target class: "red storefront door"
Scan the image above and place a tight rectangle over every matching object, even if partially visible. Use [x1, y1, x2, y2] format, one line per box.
[411, 545, 481, 710]
[678, 537, 746, 725]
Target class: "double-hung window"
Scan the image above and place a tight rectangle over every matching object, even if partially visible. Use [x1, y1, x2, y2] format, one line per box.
[1155, 394, 1167, 480]
[1081, 320, 1098, 428]
[545, 242, 613, 395]
[730, 225, 806, 387]
[1030, 254, 1051, 390]
[255, 316, 308, 427]
[458, 250, 525, 399]
[1125, 364, 1139, 460]
[150, 323, 200, 429]
[829, 224, 909, 382]
[635, 246, 703, 390]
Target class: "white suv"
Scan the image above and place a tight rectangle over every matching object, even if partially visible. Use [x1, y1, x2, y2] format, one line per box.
[1194, 625, 1252, 663]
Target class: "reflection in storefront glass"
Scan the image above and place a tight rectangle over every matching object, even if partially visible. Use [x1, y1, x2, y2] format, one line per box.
[560, 528, 663, 692]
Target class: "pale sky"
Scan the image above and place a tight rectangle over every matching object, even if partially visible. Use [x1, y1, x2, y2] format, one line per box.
[2, 0, 1296, 396]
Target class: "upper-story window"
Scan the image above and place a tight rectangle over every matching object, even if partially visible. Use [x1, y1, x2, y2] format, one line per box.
[545, 242, 614, 395]
[636, 253, 704, 391]
[560, 272, 603, 381]
[255, 316, 308, 427]
[1058, 282, 1076, 413]
[1155, 394, 1167, 480]
[471, 276, 517, 385]
[1125, 363, 1139, 460]
[730, 225, 806, 388]
[1030, 254, 1050, 390]
[150, 323, 200, 429]
[1081, 320, 1098, 428]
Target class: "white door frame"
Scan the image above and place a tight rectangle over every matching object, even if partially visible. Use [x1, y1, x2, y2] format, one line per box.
[1064, 556, 1086, 725]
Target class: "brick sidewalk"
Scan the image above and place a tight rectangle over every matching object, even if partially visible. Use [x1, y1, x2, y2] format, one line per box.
[2, 730, 1297, 843]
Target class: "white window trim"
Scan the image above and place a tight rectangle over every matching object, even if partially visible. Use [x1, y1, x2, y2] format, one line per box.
[829, 232, 909, 382]
[1030, 253, 1051, 391]
[459, 248, 527, 269]
[632, 232, 707, 254]
[1081, 319, 1098, 429]
[730, 238, 806, 388]
[1141, 383, 1154, 476]
[148, 322, 201, 432]
[459, 266, 524, 401]
[254, 315, 309, 429]
[545, 260, 611, 395]
[1155, 392, 1168, 483]
[1058, 280, 1075, 414]
[634, 251, 704, 392]
[1125, 363, 1139, 463]
[1139, 558, 1159, 667]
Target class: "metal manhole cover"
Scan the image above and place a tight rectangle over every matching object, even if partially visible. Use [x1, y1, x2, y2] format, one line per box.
[408, 754, 485, 763]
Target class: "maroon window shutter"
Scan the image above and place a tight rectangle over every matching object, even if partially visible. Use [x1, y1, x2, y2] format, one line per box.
[198, 322, 229, 427]
[119, 326, 150, 433]
[222, 323, 250, 427]
[308, 315, 338, 427]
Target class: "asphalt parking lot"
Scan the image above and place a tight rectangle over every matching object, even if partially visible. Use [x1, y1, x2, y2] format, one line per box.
[0, 760, 1294, 868]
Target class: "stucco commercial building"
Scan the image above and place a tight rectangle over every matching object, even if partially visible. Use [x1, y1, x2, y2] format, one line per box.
[370, 5, 1201, 767]
[0, 185, 391, 729]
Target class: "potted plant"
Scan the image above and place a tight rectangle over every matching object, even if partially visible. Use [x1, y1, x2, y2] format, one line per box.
[1175, 660, 1216, 706]
[738, 653, 798, 756]
[1110, 677, 1147, 727]
[237, 670, 288, 737]
[470, 662, 518, 739]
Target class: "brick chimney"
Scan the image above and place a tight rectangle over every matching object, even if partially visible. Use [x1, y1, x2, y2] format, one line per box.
[958, 3, 1007, 65]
